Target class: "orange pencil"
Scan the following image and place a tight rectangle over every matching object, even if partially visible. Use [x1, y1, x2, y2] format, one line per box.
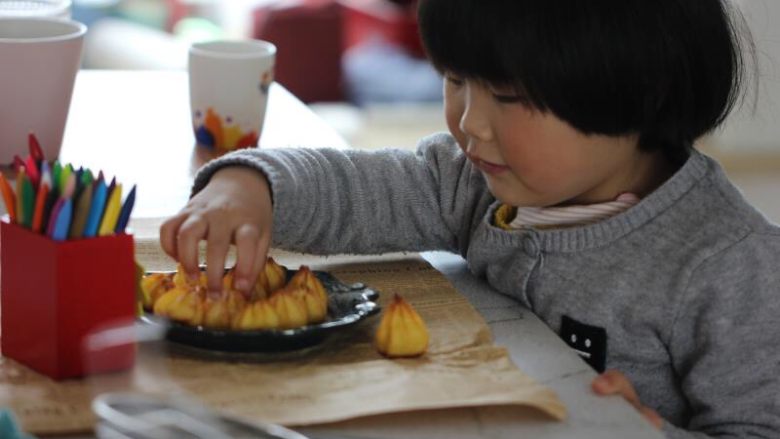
[0, 172, 16, 222]
[31, 182, 50, 233]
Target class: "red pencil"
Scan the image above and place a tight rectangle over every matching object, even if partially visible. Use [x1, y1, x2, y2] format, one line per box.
[25, 155, 40, 189]
[28, 133, 44, 162]
[12, 155, 25, 173]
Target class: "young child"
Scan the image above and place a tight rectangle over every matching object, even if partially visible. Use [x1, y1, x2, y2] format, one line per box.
[160, 0, 780, 436]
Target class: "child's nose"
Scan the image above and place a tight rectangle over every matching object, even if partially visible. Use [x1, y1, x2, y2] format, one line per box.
[459, 89, 493, 143]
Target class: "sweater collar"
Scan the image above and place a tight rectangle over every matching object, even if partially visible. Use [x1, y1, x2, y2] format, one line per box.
[483, 149, 713, 253]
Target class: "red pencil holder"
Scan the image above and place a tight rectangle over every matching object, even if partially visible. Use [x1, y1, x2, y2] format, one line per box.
[0, 221, 136, 380]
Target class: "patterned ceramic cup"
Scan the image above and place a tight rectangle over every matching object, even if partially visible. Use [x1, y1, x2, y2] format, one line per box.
[0, 17, 85, 164]
[189, 40, 276, 157]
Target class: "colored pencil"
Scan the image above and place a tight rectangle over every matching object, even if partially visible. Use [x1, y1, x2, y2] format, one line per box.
[28, 133, 44, 162]
[69, 184, 92, 239]
[12, 156, 25, 173]
[40, 161, 51, 189]
[52, 161, 62, 193]
[0, 172, 16, 222]
[60, 164, 72, 193]
[114, 185, 136, 233]
[81, 168, 93, 188]
[25, 155, 40, 189]
[40, 185, 60, 233]
[83, 178, 107, 238]
[62, 173, 76, 200]
[51, 198, 73, 241]
[98, 183, 122, 236]
[15, 167, 26, 224]
[31, 183, 50, 233]
[20, 172, 35, 229]
[46, 198, 65, 237]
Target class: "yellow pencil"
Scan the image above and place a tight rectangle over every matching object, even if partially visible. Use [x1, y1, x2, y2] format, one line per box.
[98, 183, 122, 236]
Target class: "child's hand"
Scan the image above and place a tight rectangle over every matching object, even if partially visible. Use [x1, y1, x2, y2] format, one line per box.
[160, 166, 273, 295]
[592, 370, 664, 430]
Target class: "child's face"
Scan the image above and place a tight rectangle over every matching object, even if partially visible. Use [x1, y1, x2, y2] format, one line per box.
[444, 76, 650, 207]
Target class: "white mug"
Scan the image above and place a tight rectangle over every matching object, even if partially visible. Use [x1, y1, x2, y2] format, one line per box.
[189, 40, 276, 157]
[0, 0, 71, 18]
[0, 17, 86, 164]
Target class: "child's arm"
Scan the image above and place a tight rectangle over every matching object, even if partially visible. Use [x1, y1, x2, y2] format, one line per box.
[659, 232, 780, 438]
[235, 138, 488, 258]
[161, 133, 491, 293]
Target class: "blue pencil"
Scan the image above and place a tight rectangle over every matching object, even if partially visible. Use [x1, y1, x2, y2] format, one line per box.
[51, 199, 73, 241]
[83, 179, 108, 238]
[114, 184, 136, 233]
[46, 198, 65, 238]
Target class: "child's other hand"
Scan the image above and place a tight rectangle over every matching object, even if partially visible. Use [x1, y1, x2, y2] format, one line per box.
[592, 370, 664, 430]
[160, 166, 273, 295]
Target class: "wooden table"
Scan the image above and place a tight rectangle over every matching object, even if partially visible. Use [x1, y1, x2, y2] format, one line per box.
[6, 70, 663, 439]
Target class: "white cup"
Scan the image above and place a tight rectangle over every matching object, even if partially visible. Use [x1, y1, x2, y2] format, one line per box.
[0, 17, 86, 164]
[0, 0, 72, 18]
[189, 40, 276, 157]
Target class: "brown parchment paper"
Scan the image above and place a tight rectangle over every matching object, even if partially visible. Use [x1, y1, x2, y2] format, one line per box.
[0, 218, 566, 435]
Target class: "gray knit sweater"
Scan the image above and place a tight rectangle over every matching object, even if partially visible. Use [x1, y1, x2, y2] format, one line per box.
[193, 133, 780, 438]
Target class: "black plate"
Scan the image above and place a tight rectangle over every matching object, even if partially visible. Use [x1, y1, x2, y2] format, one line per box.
[139, 270, 380, 353]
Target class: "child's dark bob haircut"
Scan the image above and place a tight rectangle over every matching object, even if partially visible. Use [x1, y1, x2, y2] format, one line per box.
[418, 0, 752, 162]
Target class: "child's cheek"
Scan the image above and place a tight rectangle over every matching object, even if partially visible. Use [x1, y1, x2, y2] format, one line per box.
[444, 108, 468, 151]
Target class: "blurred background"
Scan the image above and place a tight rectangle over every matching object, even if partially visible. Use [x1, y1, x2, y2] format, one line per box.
[74, 0, 445, 149]
[71, 0, 780, 220]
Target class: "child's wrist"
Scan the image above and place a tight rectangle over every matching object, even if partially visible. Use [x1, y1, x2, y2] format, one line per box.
[212, 166, 270, 191]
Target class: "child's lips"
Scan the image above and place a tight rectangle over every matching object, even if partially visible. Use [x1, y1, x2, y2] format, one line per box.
[469, 156, 510, 175]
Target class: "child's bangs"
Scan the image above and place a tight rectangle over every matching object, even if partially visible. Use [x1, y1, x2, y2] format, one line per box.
[418, 0, 748, 162]
[417, 0, 546, 107]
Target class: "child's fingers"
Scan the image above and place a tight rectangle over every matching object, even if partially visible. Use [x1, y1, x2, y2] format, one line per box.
[255, 230, 272, 280]
[592, 370, 662, 429]
[251, 243, 268, 291]
[592, 370, 641, 407]
[232, 224, 261, 292]
[639, 407, 664, 429]
[176, 214, 208, 279]
[159, 212, 189, 259]
[246, 233, 271, 297]
[205, 222, 232, 294]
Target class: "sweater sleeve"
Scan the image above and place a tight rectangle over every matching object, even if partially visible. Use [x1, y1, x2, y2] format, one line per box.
[190, 133, 492, 256]
[664, 232, 780, 439]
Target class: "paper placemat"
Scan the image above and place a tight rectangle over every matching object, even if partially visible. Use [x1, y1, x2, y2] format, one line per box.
[1, 233, 566, 435]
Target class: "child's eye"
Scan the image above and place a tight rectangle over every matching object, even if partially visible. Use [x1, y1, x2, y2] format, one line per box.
[488, 84, 531, 105]
[445, 75, 464, 86]
[492, 93, 531, 105]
